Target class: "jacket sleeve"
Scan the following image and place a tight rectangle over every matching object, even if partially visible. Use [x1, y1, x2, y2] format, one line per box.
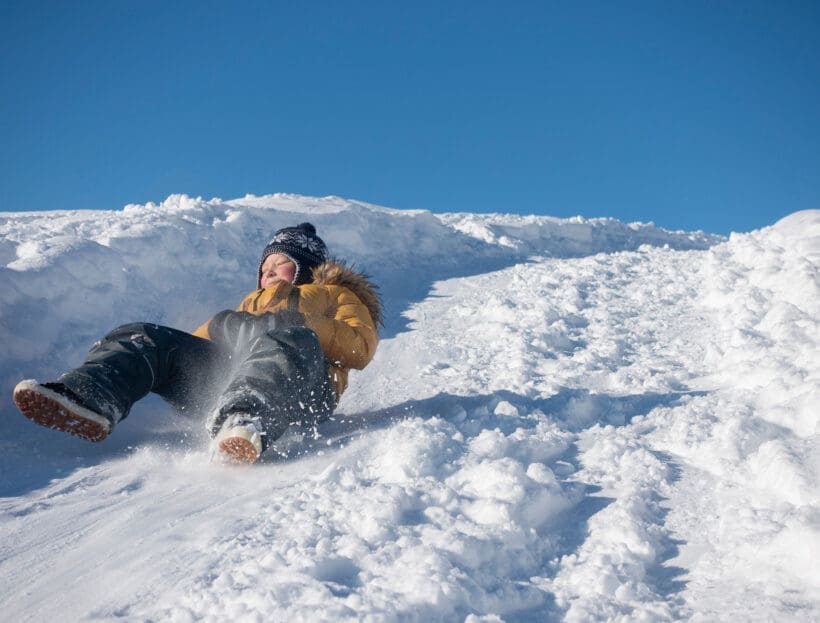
[305, 285, 378, 370]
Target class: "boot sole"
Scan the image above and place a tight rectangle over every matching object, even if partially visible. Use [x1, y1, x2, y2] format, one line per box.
[13, 380, 111, 442]
[218, 437, 260, 463]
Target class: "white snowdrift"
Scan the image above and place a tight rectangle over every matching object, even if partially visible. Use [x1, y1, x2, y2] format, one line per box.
[0, 195, 817, 622]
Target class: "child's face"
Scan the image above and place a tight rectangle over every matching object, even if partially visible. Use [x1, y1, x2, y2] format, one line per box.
[260, 253, 297, 288]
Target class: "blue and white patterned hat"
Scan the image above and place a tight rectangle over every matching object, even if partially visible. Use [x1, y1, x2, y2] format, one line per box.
[258, 222, 329, 287]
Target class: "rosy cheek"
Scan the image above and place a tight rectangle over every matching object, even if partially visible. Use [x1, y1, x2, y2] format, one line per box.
[281, 266, 296, 282]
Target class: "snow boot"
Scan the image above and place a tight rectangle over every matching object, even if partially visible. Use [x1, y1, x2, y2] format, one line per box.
[12, 380, 112, 442]
[213, 413, 265, 463]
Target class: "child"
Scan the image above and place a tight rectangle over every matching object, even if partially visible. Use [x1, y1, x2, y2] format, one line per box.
[13, 223, 381, 463]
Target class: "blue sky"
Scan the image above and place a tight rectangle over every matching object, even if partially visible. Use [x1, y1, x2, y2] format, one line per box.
[1, 1, 818, 234]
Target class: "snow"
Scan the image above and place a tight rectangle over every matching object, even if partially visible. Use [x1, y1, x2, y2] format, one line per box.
[0, 195, 818, 621]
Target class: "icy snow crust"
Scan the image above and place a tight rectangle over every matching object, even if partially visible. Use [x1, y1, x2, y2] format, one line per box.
[0, 194, 817, 621]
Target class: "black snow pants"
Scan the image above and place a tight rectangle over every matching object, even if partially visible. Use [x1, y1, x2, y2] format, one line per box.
[57, 312, 335, 452]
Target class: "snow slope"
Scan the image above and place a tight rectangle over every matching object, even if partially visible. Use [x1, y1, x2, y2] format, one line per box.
[0, 195, 817, 622]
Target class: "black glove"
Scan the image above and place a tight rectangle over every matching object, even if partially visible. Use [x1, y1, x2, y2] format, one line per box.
[207, 310, 254, 346]
[207, 309, 306, 348]
[263, 309, 305, 331]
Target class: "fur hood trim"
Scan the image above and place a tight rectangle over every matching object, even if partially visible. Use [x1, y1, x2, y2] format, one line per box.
[311, 259, 382, 327]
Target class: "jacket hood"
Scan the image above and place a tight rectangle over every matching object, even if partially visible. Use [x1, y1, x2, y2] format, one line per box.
[310, 260, 383, 327]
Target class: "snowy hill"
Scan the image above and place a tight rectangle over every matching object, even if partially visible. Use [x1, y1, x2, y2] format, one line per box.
[0, 195, 817, 621]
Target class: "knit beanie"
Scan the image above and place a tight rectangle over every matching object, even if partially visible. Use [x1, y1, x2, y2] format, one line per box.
[258, 222, 329, 287]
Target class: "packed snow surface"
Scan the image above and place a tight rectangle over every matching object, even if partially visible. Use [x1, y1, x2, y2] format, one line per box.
[1, 194, 818, 622]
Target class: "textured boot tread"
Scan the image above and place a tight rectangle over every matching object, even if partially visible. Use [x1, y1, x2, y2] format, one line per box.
[218, 437, 260, 463]
[13, 386, 109, 442]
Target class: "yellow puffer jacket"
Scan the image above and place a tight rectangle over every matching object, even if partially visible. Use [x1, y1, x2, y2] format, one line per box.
[193, 260, 381, 400]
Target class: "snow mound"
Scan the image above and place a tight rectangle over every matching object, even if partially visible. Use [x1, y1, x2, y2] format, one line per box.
[1, 196, 817, 621]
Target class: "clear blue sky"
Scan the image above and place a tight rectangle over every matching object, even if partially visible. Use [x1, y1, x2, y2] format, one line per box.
[1, 1, 818, 234]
